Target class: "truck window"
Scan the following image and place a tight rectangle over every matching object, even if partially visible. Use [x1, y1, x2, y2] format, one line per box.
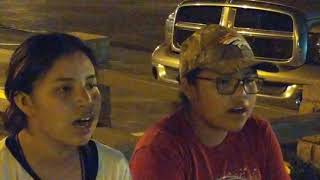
[235, 8, 293, 32]
[176, 6, 222, 24]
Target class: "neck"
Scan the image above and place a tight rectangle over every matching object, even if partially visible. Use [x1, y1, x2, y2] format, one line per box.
[185, 107, 228, 147]
[18, 129, 78, 162]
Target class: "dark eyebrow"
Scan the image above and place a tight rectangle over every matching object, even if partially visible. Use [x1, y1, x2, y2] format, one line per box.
[54, 74, 97, 82]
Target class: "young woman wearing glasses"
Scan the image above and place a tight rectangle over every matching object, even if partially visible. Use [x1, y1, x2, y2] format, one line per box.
[130, 25, 290, 180]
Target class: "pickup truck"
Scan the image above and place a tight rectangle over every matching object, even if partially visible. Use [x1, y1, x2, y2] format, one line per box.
[151, 0, 320, 114]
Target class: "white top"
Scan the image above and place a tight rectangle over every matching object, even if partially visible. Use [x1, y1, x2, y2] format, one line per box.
[0, 137, 131, 180]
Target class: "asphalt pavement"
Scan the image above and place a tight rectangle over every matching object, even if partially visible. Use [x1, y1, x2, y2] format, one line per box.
[0, 0, 179, 51]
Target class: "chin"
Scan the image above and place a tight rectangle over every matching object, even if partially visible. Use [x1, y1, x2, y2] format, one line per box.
[227, 125, 245, 132]
[226, 117, 249, 132]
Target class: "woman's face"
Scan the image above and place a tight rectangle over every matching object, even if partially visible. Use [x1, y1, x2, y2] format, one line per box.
[183, 68, 257, 132]
[26, 51, 101, 146]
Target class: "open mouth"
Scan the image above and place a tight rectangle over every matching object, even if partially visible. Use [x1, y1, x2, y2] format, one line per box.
[72, 116, 94, 128]
[227, 106, 249, 114]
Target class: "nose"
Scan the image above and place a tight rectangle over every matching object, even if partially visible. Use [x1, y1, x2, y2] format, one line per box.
[76, 87, 92, 108]
[233, 81, 247, 97]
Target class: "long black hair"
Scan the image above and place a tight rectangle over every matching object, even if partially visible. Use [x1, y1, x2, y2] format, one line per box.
[4, 33, 97, 134]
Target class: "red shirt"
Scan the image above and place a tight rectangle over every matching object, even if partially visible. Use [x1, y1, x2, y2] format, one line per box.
[130, 107, 290, 180]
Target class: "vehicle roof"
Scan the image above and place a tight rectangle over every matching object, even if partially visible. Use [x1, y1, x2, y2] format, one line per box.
[181, 0, 320, 20]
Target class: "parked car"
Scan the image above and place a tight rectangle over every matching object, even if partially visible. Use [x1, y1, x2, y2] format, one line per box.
[151, 0, 320, 113]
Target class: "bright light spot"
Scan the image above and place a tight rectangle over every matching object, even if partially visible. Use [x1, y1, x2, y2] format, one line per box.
[131, 132, 144, 137]
[0, 89, 6, 99]
[242, 5, 249, 9]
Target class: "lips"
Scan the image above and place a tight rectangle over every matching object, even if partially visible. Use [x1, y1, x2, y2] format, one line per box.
[227, 106, 249, 114]
[72, 116, 94, 128]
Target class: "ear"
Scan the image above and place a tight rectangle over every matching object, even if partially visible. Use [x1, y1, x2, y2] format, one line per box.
[14, 91, 34, 117]
[180, 77, 194, 100]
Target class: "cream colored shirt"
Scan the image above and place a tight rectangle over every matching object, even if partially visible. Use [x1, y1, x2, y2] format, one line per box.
[0, 137, 131, 180]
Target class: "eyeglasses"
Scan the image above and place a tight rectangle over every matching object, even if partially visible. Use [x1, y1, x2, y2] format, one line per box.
[196, 76, 264, 95]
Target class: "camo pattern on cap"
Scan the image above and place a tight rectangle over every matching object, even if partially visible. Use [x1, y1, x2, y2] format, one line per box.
[179, 24, 259, 78]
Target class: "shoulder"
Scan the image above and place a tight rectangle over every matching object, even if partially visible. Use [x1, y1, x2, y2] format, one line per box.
[134, 109, 187, 153]
[94, 140, 128, 164]
[0, 137, 21, 176]
[0, 137, 10, 158]
[93, 140, 131, 179]
[0, 137, 6, 150]
[131, 109, 190, 166]
[130, 110, 189, 179]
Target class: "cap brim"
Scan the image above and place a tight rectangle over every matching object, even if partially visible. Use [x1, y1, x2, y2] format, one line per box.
[199, 56, 276, 74]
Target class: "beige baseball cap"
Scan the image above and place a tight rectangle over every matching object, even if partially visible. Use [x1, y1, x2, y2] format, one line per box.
[179, 24, 269, 78]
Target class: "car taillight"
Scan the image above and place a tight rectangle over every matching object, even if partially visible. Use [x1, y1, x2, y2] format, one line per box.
[308, 32, 320, 64]
[165, 12, 175, 45]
